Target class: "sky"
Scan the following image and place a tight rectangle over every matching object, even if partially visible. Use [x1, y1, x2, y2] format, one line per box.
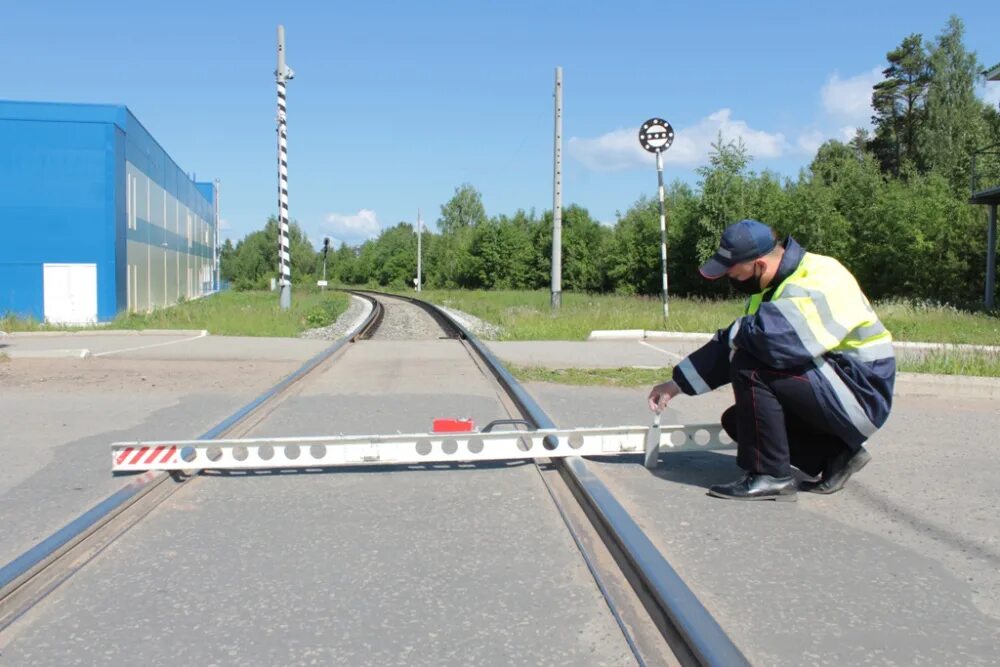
[2, 1, 999, 247]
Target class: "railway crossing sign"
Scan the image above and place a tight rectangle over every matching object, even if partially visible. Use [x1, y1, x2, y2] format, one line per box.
[638, 118, 675, 154]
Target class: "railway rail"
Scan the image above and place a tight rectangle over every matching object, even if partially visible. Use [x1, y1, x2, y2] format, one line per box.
[0, 290, 748, 666]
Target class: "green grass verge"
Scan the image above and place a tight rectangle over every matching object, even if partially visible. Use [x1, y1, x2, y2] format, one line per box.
[897, 349, 1000, 377]
[411, 289, 1000, 345]
[508, 364, 671, 387]
[508, 349, 1000, 388]
[1, 289, 350, 337]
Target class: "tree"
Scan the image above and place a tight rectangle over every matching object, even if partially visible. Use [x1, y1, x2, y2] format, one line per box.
[219, 217, 318, 290]
[438, 184, 487, 235]
[870, 34, 930, 176]
[920, 16, 987, 193]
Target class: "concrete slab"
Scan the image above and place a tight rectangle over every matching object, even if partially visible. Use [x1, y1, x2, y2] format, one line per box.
[0, 333, 331, 361]
[0, 335, 334, 567]
[519, 381, 1000, 665]
[0, 340, 636, 666]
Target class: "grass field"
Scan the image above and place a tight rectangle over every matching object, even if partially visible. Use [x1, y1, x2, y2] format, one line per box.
[0, 290, 349, 337]
[415, 289, 1000, 345]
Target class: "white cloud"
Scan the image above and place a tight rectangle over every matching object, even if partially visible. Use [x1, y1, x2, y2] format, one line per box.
[820, 67, 881, 124]
[568, 109, 788, 172]
[796, 130, 825, 155]
[322, 209, 381, 244]
[218, 218, 231, 231]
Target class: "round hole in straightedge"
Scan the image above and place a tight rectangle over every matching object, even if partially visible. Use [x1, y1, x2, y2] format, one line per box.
[258, 444, 275, 461]
[416, 439, 433, 456]
[285, 444, 301, 460]
[181, 447, 197, 463]
[693, 429, 711, 446]
[668, 430, 688, 448]
[542, 435, 559, 451]
[206, 446, 223, 462]
[233, 446, 249, 461]
[516, 436, 533, 452]
[310, 444, 326, 459]
[568, 433, 585, 450]
[467, 437, 485, 454]
[442, 439, 458, 455]
[718, 429, 733, 446]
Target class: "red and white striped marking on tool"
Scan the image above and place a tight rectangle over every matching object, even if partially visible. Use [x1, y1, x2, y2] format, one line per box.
[114, 445, 179, 468]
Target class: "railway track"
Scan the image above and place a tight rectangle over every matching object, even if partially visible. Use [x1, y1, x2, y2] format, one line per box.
[0, 291, 747, 666]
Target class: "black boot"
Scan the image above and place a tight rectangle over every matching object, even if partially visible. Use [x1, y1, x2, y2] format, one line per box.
[708, 473, 797, 501]
[801, 447, 871, 495]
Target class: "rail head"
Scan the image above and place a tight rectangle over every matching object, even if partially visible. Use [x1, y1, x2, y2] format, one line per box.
[391, 290, 750, 667]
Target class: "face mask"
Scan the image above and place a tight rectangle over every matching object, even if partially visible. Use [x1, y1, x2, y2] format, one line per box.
[729, 263, 762, 295]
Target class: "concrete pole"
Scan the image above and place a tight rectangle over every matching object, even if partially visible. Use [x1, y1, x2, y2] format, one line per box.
[988, 204, 997, 310]
[416, 208, 423, 292]
[551, 66, 563, 309]
[656, 150, 669, 319]
[276, 25, 292, 309]
[213, 178, 220, 291]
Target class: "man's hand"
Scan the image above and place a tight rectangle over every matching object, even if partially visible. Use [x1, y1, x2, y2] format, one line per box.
[647, 380, 681, 413]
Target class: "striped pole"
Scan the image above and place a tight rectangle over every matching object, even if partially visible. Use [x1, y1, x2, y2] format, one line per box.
[276, 25, 292, 309]
[656, 149, 669, 319]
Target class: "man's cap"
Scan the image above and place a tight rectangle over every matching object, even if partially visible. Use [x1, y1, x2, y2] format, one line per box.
[699, 219, 777, 280]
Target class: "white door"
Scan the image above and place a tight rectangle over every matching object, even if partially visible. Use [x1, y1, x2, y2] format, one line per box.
[43, 263, 98, 324]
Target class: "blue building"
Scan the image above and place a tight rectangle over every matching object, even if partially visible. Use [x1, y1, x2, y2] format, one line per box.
[0, 100, 217, 324]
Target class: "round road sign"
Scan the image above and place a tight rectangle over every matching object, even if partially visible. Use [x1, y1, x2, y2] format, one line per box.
[638, 118, 675, 154]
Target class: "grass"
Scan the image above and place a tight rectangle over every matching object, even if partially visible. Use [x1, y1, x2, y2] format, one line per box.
[1, 289, 350, 337]
[412, 289, 1000, 345]
[415, 290, 741, 341]
[508, 364, 671, 387]
[508, 348, 1000, 387]
[897, 349, 1000, 377]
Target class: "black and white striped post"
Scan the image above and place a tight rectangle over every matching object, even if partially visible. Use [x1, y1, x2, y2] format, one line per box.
[276, 25, 295, 310]
[638, 118, 675, 319]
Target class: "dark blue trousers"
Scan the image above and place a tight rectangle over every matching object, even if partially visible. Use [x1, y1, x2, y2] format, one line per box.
[722, 350, 857, 477]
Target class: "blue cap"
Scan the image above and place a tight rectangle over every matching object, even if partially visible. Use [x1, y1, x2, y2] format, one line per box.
[699, 219, 777, 280]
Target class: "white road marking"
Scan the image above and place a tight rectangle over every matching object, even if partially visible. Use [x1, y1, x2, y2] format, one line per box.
[92, 331, 208, 357]
[638, 339, 684, 361]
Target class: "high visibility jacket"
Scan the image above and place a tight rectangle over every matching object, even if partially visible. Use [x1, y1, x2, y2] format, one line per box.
[672, 237, 895, 446]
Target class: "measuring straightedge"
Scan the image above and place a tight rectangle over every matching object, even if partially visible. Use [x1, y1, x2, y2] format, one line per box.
[111, 423, 731, 474]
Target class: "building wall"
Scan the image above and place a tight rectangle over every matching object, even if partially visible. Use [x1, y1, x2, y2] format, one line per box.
[122, 110, 215, 314]
[0, 102, 124, 321]
[0, 101, 215, 322]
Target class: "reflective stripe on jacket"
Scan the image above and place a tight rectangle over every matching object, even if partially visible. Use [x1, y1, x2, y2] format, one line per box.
[672, 237, 895, 446]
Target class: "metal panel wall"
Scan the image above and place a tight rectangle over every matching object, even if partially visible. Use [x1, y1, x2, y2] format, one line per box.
[0, 103, 123, 321]
[122, 110, 216, 313]
[0, 100, 216, 321]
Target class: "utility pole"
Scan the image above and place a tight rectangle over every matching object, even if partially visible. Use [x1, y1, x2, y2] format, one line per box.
[416, 208, 423, 292]
[551, 66, 563, 310]
[276, 25, 295, 309]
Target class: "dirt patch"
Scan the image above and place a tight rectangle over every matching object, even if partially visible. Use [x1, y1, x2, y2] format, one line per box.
[0, 358, 300, 393]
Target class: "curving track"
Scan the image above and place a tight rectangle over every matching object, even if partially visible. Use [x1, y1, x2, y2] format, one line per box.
[0, 291, 745, 666]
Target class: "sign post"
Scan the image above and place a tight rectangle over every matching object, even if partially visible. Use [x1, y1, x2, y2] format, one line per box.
[638, 118, 675, 319]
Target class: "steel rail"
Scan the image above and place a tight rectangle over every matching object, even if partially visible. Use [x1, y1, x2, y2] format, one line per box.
[0, 292, 382, 631]
[364, 289, 750, 667]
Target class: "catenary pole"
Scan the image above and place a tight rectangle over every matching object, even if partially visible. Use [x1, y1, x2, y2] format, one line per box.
[551, 66, 563, 309]
[276, 25, 293, 309]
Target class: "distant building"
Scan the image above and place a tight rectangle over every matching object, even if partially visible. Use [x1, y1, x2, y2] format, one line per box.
[0, 101, 218, 324]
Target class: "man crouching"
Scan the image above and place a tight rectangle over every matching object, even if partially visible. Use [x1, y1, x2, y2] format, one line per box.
[647, 219, 895, 501]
